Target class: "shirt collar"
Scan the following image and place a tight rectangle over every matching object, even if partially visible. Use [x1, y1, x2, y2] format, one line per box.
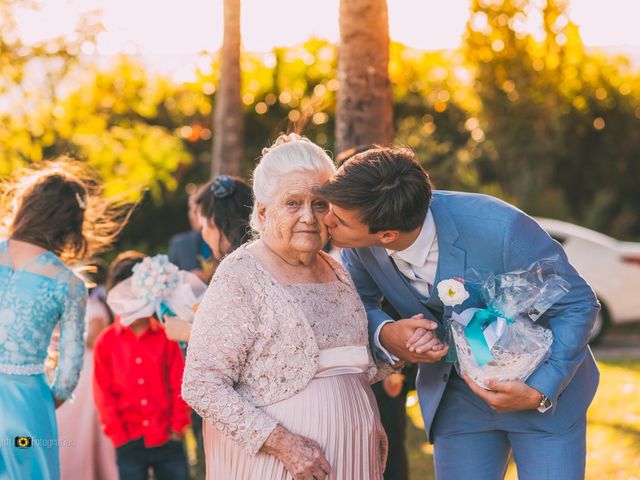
[114, 316, 162, 334]
[386, 209, 436, 267]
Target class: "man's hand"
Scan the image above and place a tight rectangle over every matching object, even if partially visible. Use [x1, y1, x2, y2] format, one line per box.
[379, 316, 448, 363]
[462, 375, 543, 413]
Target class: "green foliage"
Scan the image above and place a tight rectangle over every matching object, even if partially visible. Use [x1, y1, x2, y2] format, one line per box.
[464, 0, 640, 237]
[1, 0, 640, 252]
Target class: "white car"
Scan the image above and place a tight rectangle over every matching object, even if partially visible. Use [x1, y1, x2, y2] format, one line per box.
[535, 217, 640, 343]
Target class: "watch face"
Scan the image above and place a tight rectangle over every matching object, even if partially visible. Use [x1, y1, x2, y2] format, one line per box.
[538, 396, 551, 412]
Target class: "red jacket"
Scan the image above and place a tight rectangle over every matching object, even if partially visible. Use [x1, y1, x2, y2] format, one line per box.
[93, 317, 191, 448]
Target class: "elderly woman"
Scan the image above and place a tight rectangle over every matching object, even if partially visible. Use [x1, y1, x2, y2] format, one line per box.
[182, 134, 390, 480]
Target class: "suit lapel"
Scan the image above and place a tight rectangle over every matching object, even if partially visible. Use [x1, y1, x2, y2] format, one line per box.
[357, 194, 468, 324]
[371, 247, 429, 311]
[427, 195, 466, 311]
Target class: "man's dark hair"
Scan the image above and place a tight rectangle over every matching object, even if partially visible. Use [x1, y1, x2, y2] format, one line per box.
[316, 147, 432, 233]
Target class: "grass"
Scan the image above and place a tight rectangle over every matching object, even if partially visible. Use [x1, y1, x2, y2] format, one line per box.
[405, 359, 640, 480]
[185, 359, 640, 480]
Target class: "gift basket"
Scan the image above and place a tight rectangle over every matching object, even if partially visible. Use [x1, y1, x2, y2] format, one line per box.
[442, 258, 570, 389]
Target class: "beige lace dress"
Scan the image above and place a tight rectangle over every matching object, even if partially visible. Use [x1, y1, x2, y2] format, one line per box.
[182, 245, 388, 480]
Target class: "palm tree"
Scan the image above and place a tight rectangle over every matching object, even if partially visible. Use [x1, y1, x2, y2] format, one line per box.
[335, 0, 393, 154]
[212, 0, 244, 177]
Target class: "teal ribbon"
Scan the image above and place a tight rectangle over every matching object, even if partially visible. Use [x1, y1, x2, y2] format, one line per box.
[158, 303, 187, 349]
[464, 308, 513, 367]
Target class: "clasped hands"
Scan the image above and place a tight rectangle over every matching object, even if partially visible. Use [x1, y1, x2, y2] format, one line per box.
[379, 315, 544, 412]
[378, 314, 449, 363]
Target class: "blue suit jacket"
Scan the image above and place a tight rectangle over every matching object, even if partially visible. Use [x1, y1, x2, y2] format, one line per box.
[169, 230, 204, 272]
[342, 191, 600, 441]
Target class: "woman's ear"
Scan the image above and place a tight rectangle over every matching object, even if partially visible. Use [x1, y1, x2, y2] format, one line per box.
[257, 203, 266, 221]
[253, 202, 267, 230]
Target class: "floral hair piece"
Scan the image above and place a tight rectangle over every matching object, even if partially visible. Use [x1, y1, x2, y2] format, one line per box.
[210, 175, 235, 199]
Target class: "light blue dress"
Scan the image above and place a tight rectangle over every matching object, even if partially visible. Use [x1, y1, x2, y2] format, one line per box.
[0, 239, 87, 480]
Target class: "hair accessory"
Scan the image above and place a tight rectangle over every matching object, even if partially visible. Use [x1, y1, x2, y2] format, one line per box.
[210, 175, 235, 198]
[75, 192, 87, 210]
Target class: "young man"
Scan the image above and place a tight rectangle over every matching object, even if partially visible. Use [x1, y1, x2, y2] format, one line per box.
[317, 147, 599, 480]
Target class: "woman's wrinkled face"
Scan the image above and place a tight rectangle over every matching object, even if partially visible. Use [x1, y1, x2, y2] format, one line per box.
[259, 171, 331, 256]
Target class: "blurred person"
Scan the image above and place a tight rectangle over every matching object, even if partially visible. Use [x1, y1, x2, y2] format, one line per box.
[168, 187, 214, 284]
[371, 300, 418, 480]
[162, 176, 253, 479]
[162, 175, 253, 344]
[85, 257, 110, 302]
[55, 260, 118, 480]
[93, 251, 191, 480]
[0, 157, 129, 480]
[182, 134, 406, 479]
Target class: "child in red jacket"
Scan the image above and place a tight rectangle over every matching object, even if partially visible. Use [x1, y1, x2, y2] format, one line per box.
[93, 251, 191, 480]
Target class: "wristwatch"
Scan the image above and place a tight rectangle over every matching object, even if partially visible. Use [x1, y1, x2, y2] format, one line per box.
[537, 394, 552, 413]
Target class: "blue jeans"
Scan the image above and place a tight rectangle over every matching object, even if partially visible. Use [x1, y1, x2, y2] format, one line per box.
[115, 438, 190, 480]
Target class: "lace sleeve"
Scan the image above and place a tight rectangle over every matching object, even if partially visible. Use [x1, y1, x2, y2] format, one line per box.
[182, 261, 278, 455]
[52, 275, 87, 400]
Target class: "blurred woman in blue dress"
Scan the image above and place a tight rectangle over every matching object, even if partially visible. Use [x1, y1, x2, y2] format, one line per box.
[0, 157, 129, 480]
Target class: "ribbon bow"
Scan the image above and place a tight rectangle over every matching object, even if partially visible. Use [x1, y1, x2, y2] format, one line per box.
[453, 307, 514, 367]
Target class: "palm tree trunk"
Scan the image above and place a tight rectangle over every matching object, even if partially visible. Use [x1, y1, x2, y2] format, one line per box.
[212, 0, 244, 177]
[336, 0, 393, 155]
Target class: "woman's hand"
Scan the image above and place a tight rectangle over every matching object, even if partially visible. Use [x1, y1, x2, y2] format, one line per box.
[163, 314, 192, 343]
[404, 325, 447, 354]
[262, 425, 332, 479]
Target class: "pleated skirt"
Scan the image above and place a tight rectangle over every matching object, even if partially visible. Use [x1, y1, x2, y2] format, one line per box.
[203, 373, 386, 480]
[0, 372, 59, 480]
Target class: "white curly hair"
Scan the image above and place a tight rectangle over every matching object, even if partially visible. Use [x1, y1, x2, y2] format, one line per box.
[250, 133, 336, 232]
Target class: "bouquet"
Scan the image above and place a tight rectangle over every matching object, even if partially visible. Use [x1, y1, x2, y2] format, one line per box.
[107, 254, 207, 327]
[440, 258, 570, 389]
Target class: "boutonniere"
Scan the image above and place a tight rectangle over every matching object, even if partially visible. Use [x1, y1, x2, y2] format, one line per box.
[436, 277, 469, 307]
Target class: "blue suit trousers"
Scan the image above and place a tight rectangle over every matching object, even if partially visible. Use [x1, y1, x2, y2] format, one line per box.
[432, 371, 586, 480]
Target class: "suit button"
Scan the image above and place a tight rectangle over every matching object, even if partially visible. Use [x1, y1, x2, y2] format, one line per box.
[443, 373, 449, 382]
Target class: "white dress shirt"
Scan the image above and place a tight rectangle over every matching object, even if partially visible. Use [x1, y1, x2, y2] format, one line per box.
[375, 210, 439, 362]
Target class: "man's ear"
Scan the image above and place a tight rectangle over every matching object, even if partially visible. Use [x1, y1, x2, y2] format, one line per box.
[377, 230, 401, 245]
